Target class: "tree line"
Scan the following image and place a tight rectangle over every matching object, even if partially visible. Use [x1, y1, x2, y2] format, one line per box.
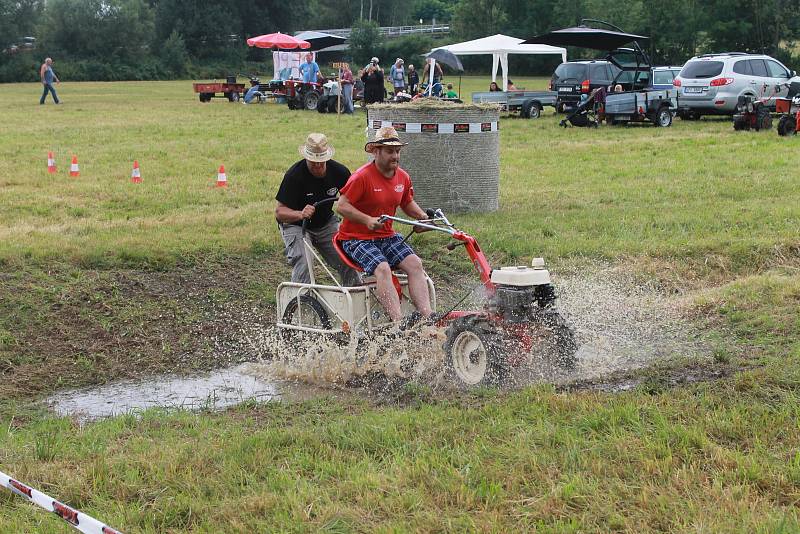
[1, 0, 799, 82]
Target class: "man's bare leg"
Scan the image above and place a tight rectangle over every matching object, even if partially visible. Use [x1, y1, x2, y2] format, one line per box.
[373, 262, 403, 321]
[397, 255, 432, 317]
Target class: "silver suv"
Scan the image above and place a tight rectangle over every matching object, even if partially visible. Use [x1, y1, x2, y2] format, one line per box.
[674, 53, 799, 117]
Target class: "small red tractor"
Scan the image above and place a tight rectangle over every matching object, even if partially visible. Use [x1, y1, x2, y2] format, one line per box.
[775, 81, 800, 136]
[276, 203, 578, 388]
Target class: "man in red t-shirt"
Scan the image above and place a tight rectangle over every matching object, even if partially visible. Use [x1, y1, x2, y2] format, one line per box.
[337, 126, 432, 324]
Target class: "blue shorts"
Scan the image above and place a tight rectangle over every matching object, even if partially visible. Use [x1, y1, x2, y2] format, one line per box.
[342, 234, 415, 275]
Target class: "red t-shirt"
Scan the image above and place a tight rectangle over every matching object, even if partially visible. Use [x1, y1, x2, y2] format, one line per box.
[338, 162, 414, 240]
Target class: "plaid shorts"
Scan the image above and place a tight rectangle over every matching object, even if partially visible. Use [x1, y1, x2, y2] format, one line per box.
[341, 233, 415, 275]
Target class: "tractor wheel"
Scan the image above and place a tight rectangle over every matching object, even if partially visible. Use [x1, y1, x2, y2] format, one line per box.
[537, 311, 578, 371]
[654, 106, 673, 127]
[755, 108, 772, 131]
[443, 315, 508, 388]
[304, 91, 320, 111]
[228, 92, 240, 102]
[522, 100, 541, 119]
[777, 115, 797, 136]
[282, 295, 331, 332]
[733, 115, 750, 131]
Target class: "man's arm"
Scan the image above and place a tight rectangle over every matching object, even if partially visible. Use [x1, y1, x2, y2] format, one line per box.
[337, 194, 383, 231]
[39, 64, 46, 82]
[275, 201, 314, 224]
[401, 200, 427, 220]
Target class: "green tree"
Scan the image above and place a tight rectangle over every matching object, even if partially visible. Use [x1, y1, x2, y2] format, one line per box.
[349, 19, 382, 67]
[160, 29, 189, 75]
[412, 0, 454, 23]
[40, 0, 154, 62]
[154, 0, 240, 59]
[451, 0, 508, 40]
[0, 0, 21, 50]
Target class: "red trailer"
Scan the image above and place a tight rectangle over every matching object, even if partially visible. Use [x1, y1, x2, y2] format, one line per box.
[193, 77, 246, 103]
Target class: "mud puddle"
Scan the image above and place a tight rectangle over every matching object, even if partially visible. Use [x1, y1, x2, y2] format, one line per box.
[46, 363, 343, 424]
[48, 264, 717, 422]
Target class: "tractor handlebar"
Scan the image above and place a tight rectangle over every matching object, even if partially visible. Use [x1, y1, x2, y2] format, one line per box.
[301, 197, 339, 233]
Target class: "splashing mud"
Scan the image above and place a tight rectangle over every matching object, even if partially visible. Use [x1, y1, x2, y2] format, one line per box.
[236, 264, 709, 394]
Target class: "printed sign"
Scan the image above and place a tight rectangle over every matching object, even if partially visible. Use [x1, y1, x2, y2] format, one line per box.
[481, 122, 492, 132]
[392, 122, 407, 132]
[421, 123, 438, 133]
[454, 123, 470, 133]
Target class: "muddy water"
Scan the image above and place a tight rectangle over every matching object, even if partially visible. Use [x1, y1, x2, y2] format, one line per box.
[46, 363, 341, 424]
[49, 265, 710, 421]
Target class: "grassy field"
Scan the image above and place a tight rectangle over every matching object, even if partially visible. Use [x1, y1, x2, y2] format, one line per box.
[1, 77, 799, 532]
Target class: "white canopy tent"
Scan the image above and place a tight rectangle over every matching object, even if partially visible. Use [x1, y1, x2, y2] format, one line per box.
[432, 34, 567, 91]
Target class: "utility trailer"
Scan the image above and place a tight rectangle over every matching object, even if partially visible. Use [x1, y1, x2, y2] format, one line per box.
[472, 90, 557, 119]
[603, 89, 678, 126]
[193, 77, 245, 103]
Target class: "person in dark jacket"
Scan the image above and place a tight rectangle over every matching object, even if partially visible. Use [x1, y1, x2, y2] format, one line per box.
[361, 64, 385, 104]
[407, 64, 419, 95]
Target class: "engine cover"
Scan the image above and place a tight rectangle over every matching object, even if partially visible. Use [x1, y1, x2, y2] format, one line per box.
[490, 265, 551, 287]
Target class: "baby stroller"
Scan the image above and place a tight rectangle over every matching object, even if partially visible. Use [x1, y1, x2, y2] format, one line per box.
[560, 87, 605, 128]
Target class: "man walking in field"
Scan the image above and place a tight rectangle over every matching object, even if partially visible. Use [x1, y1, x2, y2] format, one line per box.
[336, 127, 433, 325]
[275, 133, 361, 287]
[39, 57, 60, 105]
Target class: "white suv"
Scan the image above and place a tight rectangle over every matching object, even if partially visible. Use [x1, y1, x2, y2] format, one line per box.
[674, 53, 799, 117]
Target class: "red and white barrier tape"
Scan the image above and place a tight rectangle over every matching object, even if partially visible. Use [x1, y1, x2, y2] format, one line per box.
[1, 470, 123, 534]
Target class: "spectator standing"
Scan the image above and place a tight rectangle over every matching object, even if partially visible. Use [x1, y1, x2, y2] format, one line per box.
[340, 64, 355, 113]
[390, 58, 405, 94]
[361, 63, 384, 105]
[299, 53, 320, 83]
[39, 57, 60, 105]
[407, 64, 419, 94]
[422, 58, 443, 86]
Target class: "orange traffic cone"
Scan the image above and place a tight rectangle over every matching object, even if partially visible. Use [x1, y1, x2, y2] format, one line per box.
[131, 160, 142, 184]
[69, 155, 80, 177]
[47, 152, 57, 174]
[216, 165, 227, 187]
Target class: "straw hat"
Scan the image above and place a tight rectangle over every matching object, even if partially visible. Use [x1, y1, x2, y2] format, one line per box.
[365, 126, 408, 153]
[298, 133, 335, 162]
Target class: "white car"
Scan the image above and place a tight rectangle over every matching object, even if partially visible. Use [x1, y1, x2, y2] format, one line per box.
[674, 53, 800, 117]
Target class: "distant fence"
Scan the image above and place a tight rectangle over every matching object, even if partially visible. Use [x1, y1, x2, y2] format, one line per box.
[311, 25, 450, 39]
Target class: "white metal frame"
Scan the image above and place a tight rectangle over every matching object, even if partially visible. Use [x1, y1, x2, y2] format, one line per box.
[276, 233, 437, 343]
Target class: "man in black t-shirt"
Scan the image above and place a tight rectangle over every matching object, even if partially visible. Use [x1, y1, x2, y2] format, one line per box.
[275, 133, 361, 286]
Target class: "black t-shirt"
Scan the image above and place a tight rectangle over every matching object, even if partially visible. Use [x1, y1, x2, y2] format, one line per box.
[275, 159, 351, 229]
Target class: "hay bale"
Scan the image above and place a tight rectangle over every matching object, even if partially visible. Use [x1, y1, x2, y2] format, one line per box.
[367, 102, 500, 213]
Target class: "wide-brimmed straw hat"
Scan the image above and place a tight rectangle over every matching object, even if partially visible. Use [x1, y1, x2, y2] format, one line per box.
[365, 126, 408, 153]
[299, 133, 335, 162]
